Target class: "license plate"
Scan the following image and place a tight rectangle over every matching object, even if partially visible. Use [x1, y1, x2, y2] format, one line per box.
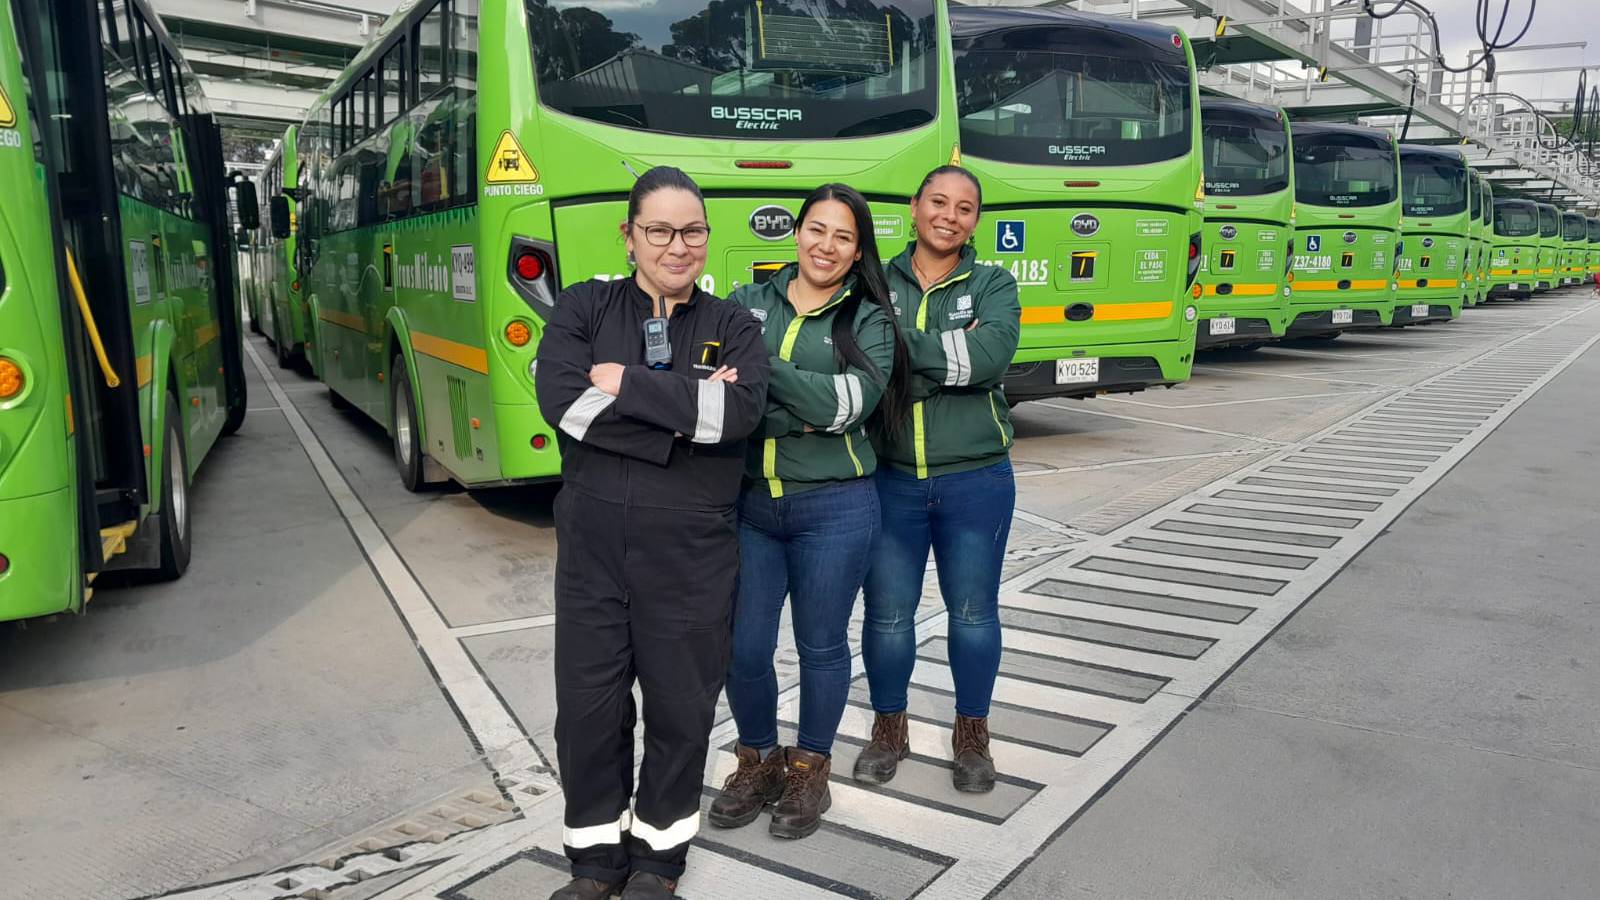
[1055, 357, 1100, 385]
[1509, 283, 1522, 290]
[1332, 309, 1354, 325]
[1209, 317, 1236, 336]
[1411, 304, 1429, 317]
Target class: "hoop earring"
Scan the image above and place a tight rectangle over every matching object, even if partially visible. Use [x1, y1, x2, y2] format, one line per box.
[626, 250, 636, 267]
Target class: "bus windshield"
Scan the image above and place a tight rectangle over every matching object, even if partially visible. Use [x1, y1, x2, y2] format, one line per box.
[527, 0, 938, 139]
[1562, 213, 1586, 240]
[954, 25, 1191, 167]
[1494, 201, 1538, 237]
[1400, 153, 1466, 217]
[1201, 109, 1288, 196]
[1293, 133, 1395, 207]
[1590, 218, 1600, 242]
[1538, 206, 1558, 237]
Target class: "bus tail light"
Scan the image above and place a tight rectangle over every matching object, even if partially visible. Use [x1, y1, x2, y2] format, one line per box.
[0, 553, 8, 576]
[0, 357, 23, 400]
[505, 320, 532, 347]
[508, 237, 559, 315]
[736, 160, 793, 169]
[1186, 232, 1202, 287]
[531, 434, 550, 450]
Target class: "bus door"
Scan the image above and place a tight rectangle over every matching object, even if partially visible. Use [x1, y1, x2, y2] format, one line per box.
[16, 0, 149, 576]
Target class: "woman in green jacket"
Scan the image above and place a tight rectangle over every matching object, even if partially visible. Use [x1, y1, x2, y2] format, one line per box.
[709, 183, 910, 840]
[854, 166, 1022, 794]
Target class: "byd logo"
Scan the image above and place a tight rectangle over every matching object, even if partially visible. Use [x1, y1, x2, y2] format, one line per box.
[750, 205, 796, 241]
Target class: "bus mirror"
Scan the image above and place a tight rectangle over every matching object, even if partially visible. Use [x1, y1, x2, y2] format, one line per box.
[233, 181, 260, 230]
[269, 195, 292, 240]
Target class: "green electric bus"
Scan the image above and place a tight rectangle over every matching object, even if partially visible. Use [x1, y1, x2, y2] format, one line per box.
[273, 0, 951, 490]
[0, 0, 249, 620]
[1470, 173, 1493, 306]
[1589, 216, 1600, 282]
[1487, 196, 1538, 301]
[949, 6, 1202, 400]
[1534, 201, 1559, 291]
[1559, 209, 1587, 286]
[257, 125, 310, 370]
[1286, 122, 1400, 336]
[1194, 98, 1293, 350]
[1392, 144, 1468, 325]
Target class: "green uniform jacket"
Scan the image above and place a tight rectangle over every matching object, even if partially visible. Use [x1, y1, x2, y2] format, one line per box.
[878, 243, 1021, 478]
[729, 265, 895, 497]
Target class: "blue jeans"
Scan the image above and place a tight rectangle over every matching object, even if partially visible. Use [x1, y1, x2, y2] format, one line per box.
[727, 479, 880, 755]
[862, 460, 1014, 718]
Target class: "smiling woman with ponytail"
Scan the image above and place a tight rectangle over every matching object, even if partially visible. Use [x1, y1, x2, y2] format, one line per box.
[709, 183, 908, 841]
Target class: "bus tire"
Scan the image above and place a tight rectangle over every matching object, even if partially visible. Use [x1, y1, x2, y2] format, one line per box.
[390, 355, 425, 492]
[274, 318, 293, 369]
[329, 388, 353, 411]
[248, 296, 262, 335]
[155, 392, 193, 580]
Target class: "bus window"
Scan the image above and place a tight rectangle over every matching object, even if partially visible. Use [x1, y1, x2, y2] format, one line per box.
[1494, 201, 1538, 236]
[405, 0, 475, 210]
[1563, 212, 1585, 241]
[1538, 205, 1558, 238]
[381, 44, 405, 125]
[955, 23, 1190, 166]
[1293, 133, 1395, 208]
[527, 0, 935, 139]
[1399, 154, 1466, 218]
[1202, 112, 1288, 196]
[418, 2, 446, 98]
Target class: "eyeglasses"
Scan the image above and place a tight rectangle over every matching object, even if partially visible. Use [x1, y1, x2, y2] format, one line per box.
[634, 223, 711, 248]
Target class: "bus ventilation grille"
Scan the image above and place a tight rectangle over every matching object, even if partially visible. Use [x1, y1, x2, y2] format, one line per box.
[447, 376, 472, 459]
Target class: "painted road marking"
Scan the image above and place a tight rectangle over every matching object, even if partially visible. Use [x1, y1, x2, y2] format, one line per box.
[154, 295, 1600, 900]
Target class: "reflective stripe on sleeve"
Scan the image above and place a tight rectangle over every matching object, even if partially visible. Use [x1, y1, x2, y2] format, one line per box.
[559, 387, 616, 441]
[827, 373, 864, 433]
[941, 329, 971, 386]
[692, 379, 726, 444]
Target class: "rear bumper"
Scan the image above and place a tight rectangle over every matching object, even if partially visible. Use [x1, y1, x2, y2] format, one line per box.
[1005, 337, 1193, 401]
[0, 486, 80, 622]
[1196, 316, 1279, 349]
[1286, 308, 1386, 335]
[1391, 303, 1456, 325]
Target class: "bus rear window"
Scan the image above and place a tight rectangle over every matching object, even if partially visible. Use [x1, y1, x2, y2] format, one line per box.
[1201, 111, 1287, 196]
[1538, 206, 1558, 237]
[527, 0, 937, 139]
[1494, 202, 1538, 237]
[1590, 218, 1600, 242]
[953, 27, 1191, 167]
[1293, 134, 1395, 208]
[1562, 213, 1585, 241]
[1399, 154, 1466, 217]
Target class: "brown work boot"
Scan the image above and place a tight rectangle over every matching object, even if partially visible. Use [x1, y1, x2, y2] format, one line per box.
[769, 747, 831, 839]
[547, 876, 623, 900]
[618, 872, 677, 898]
[852, 711, 910, 785]
[951, 714, 996, 793]
[708, 744, 784, 828]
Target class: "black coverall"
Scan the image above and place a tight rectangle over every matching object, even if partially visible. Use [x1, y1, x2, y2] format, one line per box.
[534, 277, 768, 883]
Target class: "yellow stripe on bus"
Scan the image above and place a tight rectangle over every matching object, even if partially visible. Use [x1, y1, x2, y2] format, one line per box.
[1398, 278, 1459, 289]
[136, 355, 153, 388]
[1202, 283, 1278, 297]
[411, 330, 489, 375]
[1293, 279, 1389, 292]
[319, 308, 366, 332]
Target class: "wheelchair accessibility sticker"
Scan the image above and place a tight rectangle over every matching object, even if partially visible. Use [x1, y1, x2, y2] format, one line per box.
[996, 220, 1025, 254]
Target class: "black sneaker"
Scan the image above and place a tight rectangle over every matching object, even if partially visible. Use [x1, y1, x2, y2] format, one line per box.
[619, 872, 677, 898]
[548, 876, 623, 900]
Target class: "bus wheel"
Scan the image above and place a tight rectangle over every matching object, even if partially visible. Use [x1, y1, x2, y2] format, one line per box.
[155, 392, 193, 580]
[248, 298, 262, 335]
[329, 388, 353, 411]
[390, 355, 425, 492]
[274, 319, 294, 370]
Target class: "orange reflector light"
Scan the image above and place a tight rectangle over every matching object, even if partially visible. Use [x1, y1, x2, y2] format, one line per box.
[1191, 283, 1203, 299]
[0, 358, 22, 399]
[292, 280, 301, 291]
[531, 434, 549, 450]
[735, 160, 793, 169]
[506, 321, 532, 346]
[516, 251, 544, 281]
